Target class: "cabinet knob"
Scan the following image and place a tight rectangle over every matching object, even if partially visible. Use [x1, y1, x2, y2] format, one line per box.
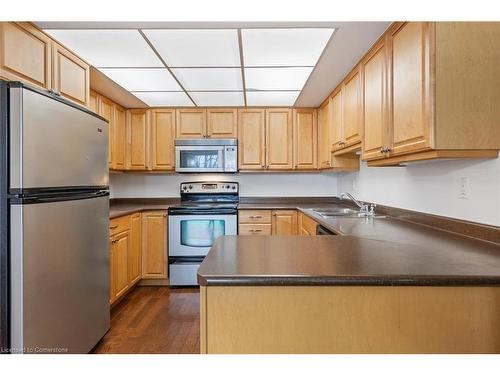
[110, 225, 118, 230]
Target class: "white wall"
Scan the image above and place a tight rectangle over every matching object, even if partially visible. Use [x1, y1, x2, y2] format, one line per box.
[110, 172, 338, 198]
[337, 158, 500, 226]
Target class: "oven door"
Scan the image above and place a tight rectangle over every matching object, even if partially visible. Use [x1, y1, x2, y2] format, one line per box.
[168, 214, 237, 257]
[175, 146, 224, 173]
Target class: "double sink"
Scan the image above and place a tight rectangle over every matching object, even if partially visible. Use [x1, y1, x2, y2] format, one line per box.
[308, 207, 386, 219]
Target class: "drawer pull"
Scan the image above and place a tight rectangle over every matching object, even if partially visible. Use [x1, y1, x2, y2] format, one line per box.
[249, 229, 262, 233]
[110, 225, 118, 230]
[249, 215, 262, 219]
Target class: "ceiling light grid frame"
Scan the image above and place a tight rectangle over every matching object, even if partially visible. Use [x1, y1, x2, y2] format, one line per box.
[45, 27, 337, 107]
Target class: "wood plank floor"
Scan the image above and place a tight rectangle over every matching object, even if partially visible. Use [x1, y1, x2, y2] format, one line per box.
[92, 286, 200, 354]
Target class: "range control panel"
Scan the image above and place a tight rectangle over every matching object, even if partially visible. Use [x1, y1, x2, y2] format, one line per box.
[180, 182, 239, 194]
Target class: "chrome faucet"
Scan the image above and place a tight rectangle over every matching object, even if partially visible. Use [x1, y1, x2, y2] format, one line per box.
[340, 192, 376, 216]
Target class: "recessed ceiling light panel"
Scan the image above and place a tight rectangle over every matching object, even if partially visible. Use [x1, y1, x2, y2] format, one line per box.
[44, 29, 163, 67]
[143, 29, 240, 67]
[241, 28, 334, 67]
[245, 67, 314, 91]
[99, 68, 182, 91]
[246, 91, 300, 106]
[132, 92, 193, 106]
[189, 91, 244, 106]
[171, 68, 243, 91]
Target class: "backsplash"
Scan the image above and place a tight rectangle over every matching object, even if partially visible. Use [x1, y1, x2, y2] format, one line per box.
[110, 172, 338, 198]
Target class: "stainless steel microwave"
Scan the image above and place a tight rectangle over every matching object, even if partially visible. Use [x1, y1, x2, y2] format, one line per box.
[174, 139, 238, 173]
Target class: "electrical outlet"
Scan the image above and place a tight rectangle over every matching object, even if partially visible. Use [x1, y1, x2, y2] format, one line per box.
[458, 176, 470, 200]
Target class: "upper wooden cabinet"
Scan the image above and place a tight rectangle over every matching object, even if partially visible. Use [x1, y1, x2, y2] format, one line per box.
[89, 90, 99, 114]
[176, 108, 207, 138]
[0, 22, 90, 108]
[113, 104, 126, 170]
[99, 96, 114, 168]
[52, 42, 90, 107]
[207, 108, 238, 138]
[127, 109, 149, 170]
[329, 89, 343, 154]
[317, 101, 331, 169]
[362, 38, 388, 161]
[0, 22, 52, 90]
[266, 108, 293, 169]
[293, 109, 317, 170]
[338, 66, 362, 153]
[142, 211, 168, 279]
[364, 22, 500, 166]
[238, 108, 266, 170]
[150, 108, 176, 171]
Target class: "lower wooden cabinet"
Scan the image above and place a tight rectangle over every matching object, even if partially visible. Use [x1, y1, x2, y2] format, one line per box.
[298, 212, 318, 236]
[141, 211, 168, 279]
[239, 209, 307, 236]
[128, 213, 142, 285]
[272, 210, 298, 235]
[110, 230, 130, 303]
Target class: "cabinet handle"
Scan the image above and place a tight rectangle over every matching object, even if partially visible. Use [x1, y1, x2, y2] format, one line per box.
[261, 165, 265, 169]
[249, 215, 262, 219]
[249, 229, 262, 233]
[380, 148, 384, 154]
[110, 225, 118, 230]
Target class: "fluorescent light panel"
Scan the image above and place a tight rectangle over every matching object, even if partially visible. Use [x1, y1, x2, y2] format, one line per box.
[246, 91, 300, 106]
[189, 91, 244, 106]
[99, 68, 182, 91]
[132, 92, 193, 106]
[241, 28, 334, 67]
[44, 29, 163, 67]
[171, 68, 242, 91]
[143, 29, 240, 67]
[245, 67, 314, 90]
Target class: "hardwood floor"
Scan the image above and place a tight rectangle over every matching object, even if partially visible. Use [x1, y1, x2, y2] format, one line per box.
[92, 286, 200, 354]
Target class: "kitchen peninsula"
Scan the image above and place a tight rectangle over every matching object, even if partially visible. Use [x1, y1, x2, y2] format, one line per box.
[198, 207, 500, 354]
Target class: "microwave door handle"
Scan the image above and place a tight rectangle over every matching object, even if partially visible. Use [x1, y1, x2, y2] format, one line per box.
[219, 148, 225, 171]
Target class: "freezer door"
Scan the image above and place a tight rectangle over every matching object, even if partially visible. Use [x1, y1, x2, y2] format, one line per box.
[10, 86, 108, 190]
[10, 195, 110, 353]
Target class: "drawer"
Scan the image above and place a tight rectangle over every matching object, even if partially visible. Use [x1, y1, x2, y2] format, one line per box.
[239, 223, 272, 236]
[109, 214, 131, 236]
[239, 210, 272, 224]
[299, 213, 318, 236]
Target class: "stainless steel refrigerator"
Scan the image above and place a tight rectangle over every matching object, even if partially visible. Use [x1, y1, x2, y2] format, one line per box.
[0, 81, 110, 354]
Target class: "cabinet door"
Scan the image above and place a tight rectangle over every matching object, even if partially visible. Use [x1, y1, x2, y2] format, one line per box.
[127, 109, 149, 170]
[317, 101, 331, 169]
[293, 109, 317, 169]
[238, 109, 266, 170]
[128, 213, 141, 285]
[0, 22, 52, 90]
[207, 108, 237, 138]
[113, 104, 126, 170]
[89, 90, 99, 114]
[362, 38, 388, 161]
[150, 109, 175, 171]
[266, 108, 293, 169]
[272, 210, 298, 235]
[99, 96, 114, 168]
[389, 22, 433, 156]
[342, 66, 362, 148]
[52, 42, 90, 107]
[330, 89, 343, 153]
[110, 230, 130, 303]
[142, 211, 167, 279]
[176, 109, 206, 138]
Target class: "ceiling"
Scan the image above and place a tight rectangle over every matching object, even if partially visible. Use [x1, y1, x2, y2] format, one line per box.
[37, 22, 390, 108]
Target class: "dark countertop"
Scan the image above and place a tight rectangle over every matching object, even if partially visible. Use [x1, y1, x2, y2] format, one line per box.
[109, 198, 179, 219]
[198, 235, 500, 286]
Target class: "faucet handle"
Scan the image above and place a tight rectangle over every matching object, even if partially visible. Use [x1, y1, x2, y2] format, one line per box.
[368, 203, 376, 214]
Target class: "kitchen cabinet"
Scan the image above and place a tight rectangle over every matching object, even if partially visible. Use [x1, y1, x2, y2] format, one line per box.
[364, 22, 500, 165]
[0, 22, 52, 90]
[266, 108, 293, 169]
[99, 96, 114, 169]
[142, 211, 168, 279]
[176, 108, 207, 138]
[207, 108, 238, 138]
[272, 210, 298, 235]
[150, 108, 176, 171]
[362, 37, 388, 161]
[128, 213, 142, 285]
[0, 22, 90, 107]
[110, 230, 130, 303]
[293, 109, 317, 170]
[89, 90, 99, 114]
[317, 100, 331, 169]
[238, 108, 266, 170]
[127, 109, 149, 170]
[298, 212, 318, 236]
[52, 42, 90, 107]
[329, 88, 343, 154]
[113, 104, 126, 170]
[334, 65, 362, 153]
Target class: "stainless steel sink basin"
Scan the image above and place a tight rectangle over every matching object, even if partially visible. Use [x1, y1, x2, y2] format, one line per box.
[309, 208, 386, 219]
